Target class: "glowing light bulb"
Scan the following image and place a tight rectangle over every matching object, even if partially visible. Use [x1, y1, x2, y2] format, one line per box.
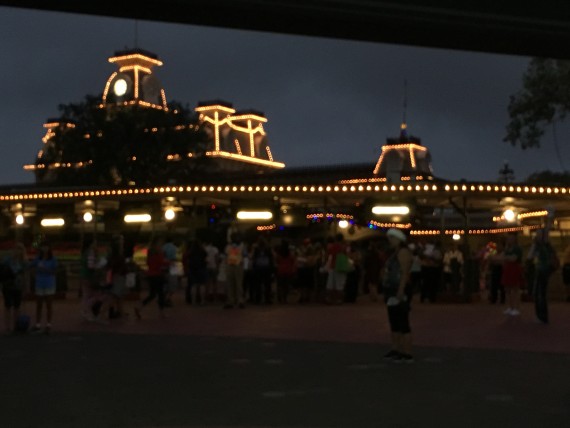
[372, 206, 410, 215]
[236, 211, 273, 220]
[124, 214, 151, 223]
[41, 218, 65, 227]
[503, 209, 516, 222]
[113, 79, 127, 96]
[15, 214, 24, 225]
[83, 212, 93, 223]
[165, 208, 176, 221]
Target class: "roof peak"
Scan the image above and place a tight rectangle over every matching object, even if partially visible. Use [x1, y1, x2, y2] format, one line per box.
[112, 48, 159, 60]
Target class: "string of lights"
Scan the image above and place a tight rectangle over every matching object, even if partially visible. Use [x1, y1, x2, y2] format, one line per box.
[5, 182, 570, 202]
[410, 225, 542, 236]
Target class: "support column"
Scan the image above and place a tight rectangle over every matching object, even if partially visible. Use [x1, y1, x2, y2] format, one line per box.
[461, 196, 475, 302]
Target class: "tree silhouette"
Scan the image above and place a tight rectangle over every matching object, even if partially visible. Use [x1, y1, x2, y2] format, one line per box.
[34, 95, 210, 186]
[525, 170, 570, 185]
[505, 58, 570, 149]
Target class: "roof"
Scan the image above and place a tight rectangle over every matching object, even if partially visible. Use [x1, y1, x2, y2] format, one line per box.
[4, 1, 570, 58]
[197, 100, 234, 109]
[234, 109, 265, 118]
[108, 49, 163, 67]
[112, 48, 159, 60]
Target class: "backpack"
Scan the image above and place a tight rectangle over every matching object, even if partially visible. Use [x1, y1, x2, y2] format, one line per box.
[227, 245, 243, 266]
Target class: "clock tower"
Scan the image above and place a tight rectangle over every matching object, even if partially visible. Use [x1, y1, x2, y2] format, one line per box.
[102, 48, 168, 110]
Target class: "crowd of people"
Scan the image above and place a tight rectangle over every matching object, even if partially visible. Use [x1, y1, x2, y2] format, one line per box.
[0, 228, 568, 348]
[478, 230, 562, 323]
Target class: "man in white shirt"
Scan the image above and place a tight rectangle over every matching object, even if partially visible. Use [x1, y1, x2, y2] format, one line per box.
[443, 243, 464, 294]
[162, 236, 179, 306]
[204, 241, 220, 302]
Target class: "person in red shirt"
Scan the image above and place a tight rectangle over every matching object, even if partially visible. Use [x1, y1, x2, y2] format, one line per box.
[274, 240, 297, 304]
[135, 237, 168, 319]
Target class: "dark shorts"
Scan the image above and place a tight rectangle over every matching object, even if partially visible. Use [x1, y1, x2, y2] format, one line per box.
[384, 294, 411, 334]
[3, 288, 23, 309]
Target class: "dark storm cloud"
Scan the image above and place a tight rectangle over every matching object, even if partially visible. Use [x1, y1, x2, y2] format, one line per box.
[0, 7, 563, 186]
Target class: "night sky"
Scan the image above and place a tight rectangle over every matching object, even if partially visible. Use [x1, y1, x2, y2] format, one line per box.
[0, 6, 566, 186]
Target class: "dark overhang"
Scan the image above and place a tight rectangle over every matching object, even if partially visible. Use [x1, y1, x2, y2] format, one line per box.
[1, 1, 570, 58]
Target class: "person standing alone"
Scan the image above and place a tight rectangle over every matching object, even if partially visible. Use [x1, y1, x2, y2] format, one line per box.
[382, 228, 414, 363]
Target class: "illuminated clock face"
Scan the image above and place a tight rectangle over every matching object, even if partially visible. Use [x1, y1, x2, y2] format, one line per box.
[113, 79, 128, 96]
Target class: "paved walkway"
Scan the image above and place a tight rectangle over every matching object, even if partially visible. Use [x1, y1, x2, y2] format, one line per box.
[48, 295, 570, 354]
[3, 296, 569, 427]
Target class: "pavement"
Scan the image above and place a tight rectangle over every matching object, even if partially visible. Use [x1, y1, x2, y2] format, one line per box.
[1, 294, 569, 428]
